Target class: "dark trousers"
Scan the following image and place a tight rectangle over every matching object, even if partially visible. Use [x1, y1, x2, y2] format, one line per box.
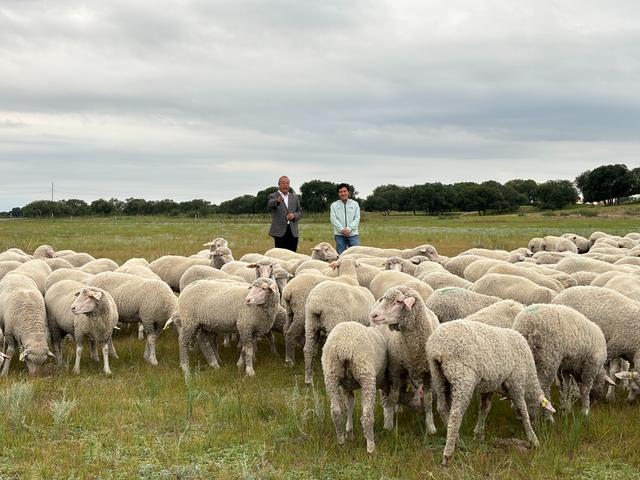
[273, 225, 298, 252]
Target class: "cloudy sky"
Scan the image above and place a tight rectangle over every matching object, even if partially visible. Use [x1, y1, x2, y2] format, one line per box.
[1, 1, 639, 210]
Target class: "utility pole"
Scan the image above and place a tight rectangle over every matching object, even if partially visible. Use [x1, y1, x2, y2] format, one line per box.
[51, 181, 54, 202]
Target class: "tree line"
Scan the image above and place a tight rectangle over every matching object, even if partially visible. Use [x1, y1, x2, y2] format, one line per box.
[3, 163, 639, 218]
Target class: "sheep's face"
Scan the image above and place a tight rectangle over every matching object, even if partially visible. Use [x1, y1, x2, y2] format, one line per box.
[20, 346, 54, 373]
[312, 243, 339, 262]
[211, 247, 234, 267]
[385, 257, 404, 271]
[369, 290, 416, 327]
[248, 261, 274, 279]
[203, 238, 228, 250]
[615, 371, 640, 403]
[527, 238, 545, 253]
[245, 279, 278, 306]
[417, 245, 441, 263]
[71, 287, 103, 315]
[590, 369, 616, 403]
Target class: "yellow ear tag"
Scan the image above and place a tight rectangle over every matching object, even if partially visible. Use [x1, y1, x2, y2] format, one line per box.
[541, 398, 549, 408]
[629, 373, 636, 381]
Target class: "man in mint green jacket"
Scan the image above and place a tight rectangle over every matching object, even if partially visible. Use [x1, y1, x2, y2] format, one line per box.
[330, 183, 361, 254]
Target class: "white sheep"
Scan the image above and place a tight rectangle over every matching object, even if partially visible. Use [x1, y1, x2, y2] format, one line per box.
[554, 256, 636, 275]
[0, 252, 30, 263]
[485, 263, 564, 292]
[43, 257, 75, 271]
[33, 244, 55, 259]
[304, 262, 375, 384]
[56, 252, 97, 267]
[148, 255, 210, 291]
[528, 236, 578, 254]
[470, 273, 557, 305]
[0, 274, 54, 375]
[513, 304, 613, 416]
[425, 287, 500, 323]
[342, 244, 441, 262]
[208, 246, 235, 269]
[369, 286, 440, 435]
[561, 233, 591, 253]
[87, 272, 178, 365]
[310, 242, 340, 262]
[264, 247, 310, 262]
[321, 322, 393, 454]
[426, 319, 555, 465]
[368, 270, 434, 303]
[419, 271, 472, 290]
[600, 274, 640, 303]
[114, 265, 161, 280]
[552, 286, 640, 402]
[413, 260, 445, 278]
[569, 271, 600, 286]
[78, 258, 120, 274]
[465, 299, 525, 328]
[442, 254, 485, 278]
[0, 261, 22, 281]
[179, 265, 246, 292]
[45, 280, 119, 375]
[45, 268, 93, 291]
[178, 277, 281, 377]
[5, 259, 52, 294]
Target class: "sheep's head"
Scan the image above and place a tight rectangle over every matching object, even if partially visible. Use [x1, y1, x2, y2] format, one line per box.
[19, 346, 55, 374]
[203, 237, 228, 250]
[369, 287, 418, 331]
[311, 242, 339, 262]
[247, 258, 275, 279]
[527, 238, 545, 253]
[615, 370, 640, 403]
[416, 245, 441, 263]
[409, 256, 430, 265]
[329, 257, 358, 272]
[210, 247, 234, 267]
[245, 278, 278, 306]
[71, 287, 104, 315]
[272, 266, 292, 289]
[33, 244, 55, 259]
[384, 257, 404, 271]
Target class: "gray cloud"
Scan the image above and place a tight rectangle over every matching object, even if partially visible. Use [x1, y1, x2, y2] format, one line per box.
[1, 1, 639, 210]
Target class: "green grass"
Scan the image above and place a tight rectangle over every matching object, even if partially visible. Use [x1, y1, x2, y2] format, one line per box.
[0, 209, 639, 478]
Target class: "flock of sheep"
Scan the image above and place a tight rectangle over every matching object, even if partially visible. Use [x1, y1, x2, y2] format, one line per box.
[1, 230, 640, 465]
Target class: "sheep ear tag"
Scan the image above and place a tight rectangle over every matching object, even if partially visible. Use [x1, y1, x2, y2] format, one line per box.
[540, 397, 555, 413]
[19, 350, 29, 362]
[403, 297, 416, 310]
[615, 371, 638, 381]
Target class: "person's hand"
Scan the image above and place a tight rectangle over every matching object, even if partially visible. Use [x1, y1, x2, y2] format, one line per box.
[340, 228, 350, 236]
[286, 213, 295, 221]
[276, 195, 283, 204]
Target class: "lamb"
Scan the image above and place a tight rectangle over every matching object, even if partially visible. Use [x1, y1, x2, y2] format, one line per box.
[552, 286, 640, 402]
[45, 268, 93, 291]
[561, 233, 591, 253]
[368, 270, 433, 303]
[425, 288, 500, 323]
[425, 319, 555, 465]
[465, 299, 525, 328]
[304, 262, 376, 384]
[512, 304, 612, 416]
[87, 272, 178, 365]
[78, 258, 119, 274]
[5, 259, 52, 294]
[419, 271, 472, 290]
[321, 322, 393, 454]
[178, 277, 281, 377]
[148, 255, 210, 291]
[0, 273, 54, 375]
[369, 286, 441, 435]
[342, 244, 441, 262]
[179, 265, 246, 292]
[470, 273, 557, 305]
[45, 280, 119, 375]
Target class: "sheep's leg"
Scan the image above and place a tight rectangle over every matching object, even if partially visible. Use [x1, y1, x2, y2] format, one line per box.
[473, 393, 493, 440]
[145, 331, 158, 366]
[360, 383, 377, 454]
[327, 385, 346, 446]
[442, 384, 473, 466]
[606, 359, 621, 400]
[179, 324, 198, 379]
[197, 331, 220, 368]
[267, 332, 277, 355]
[52, 340, 64, 367]
[0, 343, 15, 376]
[537, 368, 557, 422]
[73, 340, 83, 374]
[244, 340, 255, 377]
[510, 389, 539, 448]
[138, 323, 145, 340]
[345, 390, 355, 441]
[284, 317, 304, 366]
[424, 387, 437, 435]
[108, 338, 119, 359]
[303, 328, 318, 385]
[90, 339, 99, 362]
[380, 390, 395, 431]
[579, 363, 599, 416]
[102, 342, 112, 376]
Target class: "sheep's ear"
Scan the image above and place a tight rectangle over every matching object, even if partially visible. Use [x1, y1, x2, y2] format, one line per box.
[604, 375, 617, 386]
[74, 290, 81, 297]
[90, 290, 103, 300]
[403, 296, 416, 310]
[312, 246, 321, 251]
[47, 350, 56, 358]
[203, 242, 214, 246]
[269, 283, 278, 293]
[615, 371, 638, 381]
[247, 264, 258, 269]
[329, 262, 338, 270]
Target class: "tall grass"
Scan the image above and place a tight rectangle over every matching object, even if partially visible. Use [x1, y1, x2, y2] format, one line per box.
[0, 212, 639, 477]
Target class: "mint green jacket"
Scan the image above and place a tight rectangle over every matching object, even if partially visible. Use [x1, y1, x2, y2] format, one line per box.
[330, 199, 360, 237]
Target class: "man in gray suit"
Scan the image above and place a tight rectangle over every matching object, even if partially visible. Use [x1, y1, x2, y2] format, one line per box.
[268, 175, 303, 252]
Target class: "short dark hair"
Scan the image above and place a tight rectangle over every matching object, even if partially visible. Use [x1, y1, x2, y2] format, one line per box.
[337, 183, 350, 192]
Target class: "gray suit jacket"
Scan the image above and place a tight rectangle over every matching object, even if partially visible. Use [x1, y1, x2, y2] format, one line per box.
[268, 191, 303, 238]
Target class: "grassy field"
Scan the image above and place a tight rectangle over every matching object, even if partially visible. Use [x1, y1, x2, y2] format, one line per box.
[0, 209, 639, 479]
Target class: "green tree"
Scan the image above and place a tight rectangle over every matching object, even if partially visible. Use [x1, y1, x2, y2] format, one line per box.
[505, 179, 538, 204]
[299, 180, 338, 213]
[535, 180, 578, 209]
[576, 164, 635, 205]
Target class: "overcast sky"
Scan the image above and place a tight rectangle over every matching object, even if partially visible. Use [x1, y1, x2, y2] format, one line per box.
[1, 1, 639, 210]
